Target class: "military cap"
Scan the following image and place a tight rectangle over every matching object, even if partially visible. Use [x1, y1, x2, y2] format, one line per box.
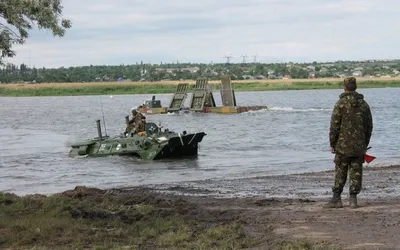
[343, 77, 356, 85]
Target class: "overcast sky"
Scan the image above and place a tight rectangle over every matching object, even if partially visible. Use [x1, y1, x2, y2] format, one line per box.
[5, 0, 400, 68]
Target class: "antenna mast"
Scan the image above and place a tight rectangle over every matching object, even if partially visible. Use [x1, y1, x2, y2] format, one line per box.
[99, 97, 108, 137]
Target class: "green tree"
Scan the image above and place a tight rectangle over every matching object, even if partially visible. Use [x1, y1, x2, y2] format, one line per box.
[0, 0, 71, 64]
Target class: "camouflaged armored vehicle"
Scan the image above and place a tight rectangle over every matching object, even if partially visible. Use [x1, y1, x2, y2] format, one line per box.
[69, 119, 206, 160]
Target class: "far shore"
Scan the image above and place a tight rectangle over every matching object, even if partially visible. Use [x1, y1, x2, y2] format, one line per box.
[1, 77, 400, 97]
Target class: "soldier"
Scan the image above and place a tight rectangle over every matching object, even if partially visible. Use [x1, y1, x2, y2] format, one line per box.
[134, 115, 146, 133]
[125, 109, 146, 134]
[324, 77, 373, 209]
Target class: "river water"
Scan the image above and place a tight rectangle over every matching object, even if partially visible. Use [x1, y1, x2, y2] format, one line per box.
[0, 88, 399, 195]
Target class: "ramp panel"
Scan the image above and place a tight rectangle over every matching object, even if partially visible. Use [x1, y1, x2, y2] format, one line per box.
[168, 83, 189, 112]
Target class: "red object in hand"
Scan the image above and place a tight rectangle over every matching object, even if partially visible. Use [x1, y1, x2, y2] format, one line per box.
[364, 154, 376, 163]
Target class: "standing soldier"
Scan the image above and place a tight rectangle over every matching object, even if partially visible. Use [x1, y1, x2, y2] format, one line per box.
[325, 77, 373, 209]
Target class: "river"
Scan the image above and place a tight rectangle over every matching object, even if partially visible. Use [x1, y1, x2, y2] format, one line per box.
[0, 88, 398, 195]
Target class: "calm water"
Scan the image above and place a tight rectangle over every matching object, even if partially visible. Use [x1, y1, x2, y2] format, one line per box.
[0, 88, 399, 195]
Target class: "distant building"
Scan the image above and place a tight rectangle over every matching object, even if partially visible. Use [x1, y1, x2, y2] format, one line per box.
[181, 67, 199, 73]
[282, 74, 292, 79]
[242, 74, 253, 80]
[255, 75, 266, 79]
[306, 65, 315, 71]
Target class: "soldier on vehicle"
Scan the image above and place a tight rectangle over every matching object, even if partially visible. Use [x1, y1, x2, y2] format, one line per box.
[134, 115, 146, 133]
[324, 77, 373, 209]
[125, 108, 146, 134]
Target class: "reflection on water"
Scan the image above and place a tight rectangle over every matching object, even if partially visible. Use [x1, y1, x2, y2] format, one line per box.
[0, 88, 399, 195]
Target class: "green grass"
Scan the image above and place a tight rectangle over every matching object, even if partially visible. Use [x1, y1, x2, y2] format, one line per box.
[1, 79, 400, 97]
[0, 186, 340, 249]
[0, 84, 184, 97]
[0, 187, 254, 249]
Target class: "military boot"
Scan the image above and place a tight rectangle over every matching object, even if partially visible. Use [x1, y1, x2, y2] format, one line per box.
[349, 194, 358, 209]
[323, 193, 343, 208]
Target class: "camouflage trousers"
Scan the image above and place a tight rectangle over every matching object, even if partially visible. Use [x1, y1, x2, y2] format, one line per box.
[125, 124, 135, 134]
[332, 153, 364, 195]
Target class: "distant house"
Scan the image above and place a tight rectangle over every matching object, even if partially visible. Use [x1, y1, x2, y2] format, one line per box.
[282, 74, 292, 79]
[306, 65, 315, 71]
[352, 70, 362, 76]
[242, 74, 253, 80]
[255, 75, 266, 79]
[309, 72, 316, 78]
[181, 67, 199, 73]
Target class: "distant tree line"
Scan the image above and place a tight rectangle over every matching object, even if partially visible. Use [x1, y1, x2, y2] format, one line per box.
[1, 60, 400, 83]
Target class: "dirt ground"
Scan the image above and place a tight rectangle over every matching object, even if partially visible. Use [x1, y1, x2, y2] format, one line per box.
[7, 164, 398, 249]
[111, 164, 400, 249]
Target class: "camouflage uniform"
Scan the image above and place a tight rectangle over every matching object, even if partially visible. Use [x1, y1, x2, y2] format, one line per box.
[327, 77, 373, 208]
[126, 110, 146, 134]
[134, 113, 146, 133]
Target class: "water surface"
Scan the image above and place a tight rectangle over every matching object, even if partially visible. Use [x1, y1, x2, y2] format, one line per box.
[0, 88, 398, 195]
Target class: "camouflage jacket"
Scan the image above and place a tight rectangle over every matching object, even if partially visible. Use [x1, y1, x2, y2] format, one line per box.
[329, 91, 373, 156]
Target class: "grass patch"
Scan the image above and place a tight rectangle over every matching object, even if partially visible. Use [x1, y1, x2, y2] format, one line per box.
[0, 84, 185, 97]
[0, 186, 340, 249]
[0, 186, 255, 249]
[1, 78, 400, 97]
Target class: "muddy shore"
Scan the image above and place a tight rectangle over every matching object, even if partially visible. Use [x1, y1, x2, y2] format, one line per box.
[144, 164, 400, 200]
[122, 164, 400, 249]
[1, 165, 400, 249]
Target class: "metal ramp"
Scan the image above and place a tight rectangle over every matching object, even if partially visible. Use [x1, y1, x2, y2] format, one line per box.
[220, 75, 237, 106]
[167, 83, 189, 112]
[189, 78, 216, 112]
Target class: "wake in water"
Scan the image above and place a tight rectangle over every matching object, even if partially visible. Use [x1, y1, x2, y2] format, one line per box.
[268, 107, 332, 112]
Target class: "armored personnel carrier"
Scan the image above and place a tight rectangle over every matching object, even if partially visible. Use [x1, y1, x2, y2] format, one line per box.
[69, 119, 206, 160]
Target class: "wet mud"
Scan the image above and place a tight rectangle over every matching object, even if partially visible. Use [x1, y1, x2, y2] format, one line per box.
[120, 164, 400, 249]
[145, 164, 400, 200]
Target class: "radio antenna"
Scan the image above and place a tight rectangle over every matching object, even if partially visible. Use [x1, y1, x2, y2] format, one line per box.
[99, 96, 108, 137]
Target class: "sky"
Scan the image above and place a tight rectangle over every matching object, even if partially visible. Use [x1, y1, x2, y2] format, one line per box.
[5, 0, 400, 68]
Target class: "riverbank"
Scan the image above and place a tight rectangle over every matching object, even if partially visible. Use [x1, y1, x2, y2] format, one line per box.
[0, 186, 312, 250]
[1, 77, 400, 96]
[1, 164, 400, 249]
